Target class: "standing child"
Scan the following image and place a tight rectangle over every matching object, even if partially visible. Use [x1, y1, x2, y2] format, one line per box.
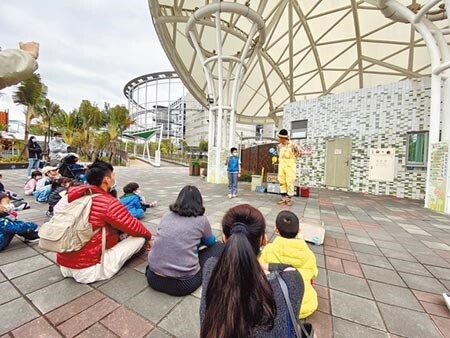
[0, 192, 39, 251]
[119, 182, 156, 219]
[224, 147, 241, 198]
[24, 170, 42, 196]
[259, 210, 318, 319]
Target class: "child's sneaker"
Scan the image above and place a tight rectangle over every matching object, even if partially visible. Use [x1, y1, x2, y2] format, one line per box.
[23, 232, 40, 243]
[232, 194, 237, 198]
[443, 293, 450, 311]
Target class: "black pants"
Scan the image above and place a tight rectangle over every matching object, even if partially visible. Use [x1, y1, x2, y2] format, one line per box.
[146, 241, 224, 296]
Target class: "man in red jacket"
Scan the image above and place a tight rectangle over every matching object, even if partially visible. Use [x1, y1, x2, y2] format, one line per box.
[57, 161, 152, 283]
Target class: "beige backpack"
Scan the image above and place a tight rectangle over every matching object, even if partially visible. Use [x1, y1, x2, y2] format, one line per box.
[38, 193, 99, 252]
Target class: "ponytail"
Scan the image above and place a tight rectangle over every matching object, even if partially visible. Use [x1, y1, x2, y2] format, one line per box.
[201, 207, 275, 338]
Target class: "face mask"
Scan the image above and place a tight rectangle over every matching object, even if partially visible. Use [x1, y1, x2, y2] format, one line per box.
[31, 138, 36, 142]
[4, 203, 15, 213]
[135, 189, 141, 195]
[56, 136, 62, 141]
[232, 152, 238, 156]
[110, 183, 117, 192]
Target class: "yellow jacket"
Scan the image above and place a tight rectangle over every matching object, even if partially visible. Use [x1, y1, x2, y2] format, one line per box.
[259, 236, 318, 318]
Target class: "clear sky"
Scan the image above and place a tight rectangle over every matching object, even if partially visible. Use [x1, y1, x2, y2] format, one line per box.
[0, 0, 172, 121]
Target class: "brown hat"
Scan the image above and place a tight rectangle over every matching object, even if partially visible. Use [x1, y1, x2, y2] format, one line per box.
[277, 129, 289, 139]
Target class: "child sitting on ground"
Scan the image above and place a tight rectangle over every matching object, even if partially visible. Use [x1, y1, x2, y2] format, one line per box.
[259, 210, 318, 319]
[0, 192, 39, 251]
[47, 177, 73, 217]
[0, 174, 30, 210]
[119, 182, 156, 219]
[33, 166, 60, 203]
[24, 170, 43, 196]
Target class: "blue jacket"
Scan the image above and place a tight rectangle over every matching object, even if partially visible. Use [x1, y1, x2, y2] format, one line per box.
[119, 193, 145, 219]
[227, 155, 240, 172]
[0, 214, 38, 250]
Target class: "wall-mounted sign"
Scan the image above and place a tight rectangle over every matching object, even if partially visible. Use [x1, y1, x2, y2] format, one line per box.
[427, 142, 449, 213]
[368, 148, 396, 181]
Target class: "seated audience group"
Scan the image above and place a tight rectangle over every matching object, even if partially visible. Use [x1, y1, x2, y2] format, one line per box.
[2, 156, 319, 337]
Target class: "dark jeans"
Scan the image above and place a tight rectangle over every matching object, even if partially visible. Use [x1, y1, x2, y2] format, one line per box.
[0, 231, 39, 251]
[228, 172, 238, 195]
[146, 241, 224, 296]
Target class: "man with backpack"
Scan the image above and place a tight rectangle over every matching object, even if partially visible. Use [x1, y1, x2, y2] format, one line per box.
[55, 161, 151, 284]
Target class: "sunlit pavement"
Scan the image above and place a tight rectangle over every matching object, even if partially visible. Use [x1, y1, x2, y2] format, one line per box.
[1, 162, 450, 337]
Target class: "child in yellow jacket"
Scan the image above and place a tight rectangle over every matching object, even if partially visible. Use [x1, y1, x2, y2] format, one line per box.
[260, 210, 318, 318]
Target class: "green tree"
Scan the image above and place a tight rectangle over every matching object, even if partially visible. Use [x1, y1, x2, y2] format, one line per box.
[161, 139, 176, 155]
[78, 100, 103, 156]
[105, 104, 134, 164]
[199, 139, 208, 153]
[12, 73, 47, 151]
[37, 98, 63, 153]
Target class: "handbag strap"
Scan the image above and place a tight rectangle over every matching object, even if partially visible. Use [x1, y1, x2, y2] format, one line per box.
[275, 272, 313, 338]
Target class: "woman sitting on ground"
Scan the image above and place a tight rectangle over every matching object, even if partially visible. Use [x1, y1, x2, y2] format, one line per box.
[146, 185, 223, 296]
[200, 204, 304, 338]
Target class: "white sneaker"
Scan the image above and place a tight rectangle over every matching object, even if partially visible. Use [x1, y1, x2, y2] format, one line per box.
[443, 293, 450, 311]
[232, 195, 237, 198]
[228, 194, 232, 199]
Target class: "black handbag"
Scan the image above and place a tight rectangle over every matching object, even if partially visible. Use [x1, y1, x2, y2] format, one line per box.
[274, 272, 314, 338]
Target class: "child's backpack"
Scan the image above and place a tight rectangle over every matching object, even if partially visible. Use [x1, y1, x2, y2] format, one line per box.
[38, 193, 99, 252]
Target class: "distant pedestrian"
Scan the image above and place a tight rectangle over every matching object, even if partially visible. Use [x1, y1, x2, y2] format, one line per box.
[26, 136, 42, 178]
[48, 132, 69, 166]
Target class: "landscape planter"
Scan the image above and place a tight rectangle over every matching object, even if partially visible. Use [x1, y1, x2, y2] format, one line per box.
[193, 165, 200, 176]
[0, 162, 28, 170]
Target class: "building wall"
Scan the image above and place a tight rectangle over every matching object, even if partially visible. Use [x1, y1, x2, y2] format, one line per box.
[283, 77, 432, 200]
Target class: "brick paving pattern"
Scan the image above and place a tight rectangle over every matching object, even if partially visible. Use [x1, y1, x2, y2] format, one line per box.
[0, 162, 449, 337]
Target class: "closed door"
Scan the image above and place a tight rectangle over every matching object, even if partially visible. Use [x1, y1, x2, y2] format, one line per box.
[325, 137, 352, 187]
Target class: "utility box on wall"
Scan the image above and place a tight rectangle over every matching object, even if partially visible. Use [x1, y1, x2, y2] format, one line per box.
[369, 148, 396, 181]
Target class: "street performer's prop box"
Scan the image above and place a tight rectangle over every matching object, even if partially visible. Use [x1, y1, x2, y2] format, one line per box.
[266, 173, 278, 183]
[297, 218, 325, 245]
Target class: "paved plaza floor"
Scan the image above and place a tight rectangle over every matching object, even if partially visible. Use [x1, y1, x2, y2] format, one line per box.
[1, 162, 450, 338]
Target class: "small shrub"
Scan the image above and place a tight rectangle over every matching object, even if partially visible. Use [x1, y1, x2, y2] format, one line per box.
[239, 170, 254, 182]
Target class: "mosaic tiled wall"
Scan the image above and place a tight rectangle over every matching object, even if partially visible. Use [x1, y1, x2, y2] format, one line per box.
[283, 77, 433, 200]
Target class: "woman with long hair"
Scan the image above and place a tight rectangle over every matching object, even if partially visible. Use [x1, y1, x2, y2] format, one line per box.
[146, 185, 223, 296]
[26, 135, 42, 178]
[200, 204, 304, 338]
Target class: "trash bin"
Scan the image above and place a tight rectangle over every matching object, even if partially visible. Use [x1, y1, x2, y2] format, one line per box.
[300, 186, 310, 198]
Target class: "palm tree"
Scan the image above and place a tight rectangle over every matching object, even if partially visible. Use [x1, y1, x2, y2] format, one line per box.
[37, 98, 63, 154]
[105, 104, 134, 165]
[12, 74, 47, 151]
[78, 100, 103, 152]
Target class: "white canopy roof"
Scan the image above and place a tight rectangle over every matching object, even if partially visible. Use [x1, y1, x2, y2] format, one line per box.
[148, 0, 449, 124]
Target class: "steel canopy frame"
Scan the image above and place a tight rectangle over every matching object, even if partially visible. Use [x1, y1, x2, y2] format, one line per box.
[148, 0, 449, 123]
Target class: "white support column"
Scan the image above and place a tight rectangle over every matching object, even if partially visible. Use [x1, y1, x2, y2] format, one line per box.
[186, 2, 266, 184]
[379, 0, 449, 213]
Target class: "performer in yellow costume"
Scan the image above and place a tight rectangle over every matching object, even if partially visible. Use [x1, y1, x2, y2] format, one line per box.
[277, 129, 303, 206]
